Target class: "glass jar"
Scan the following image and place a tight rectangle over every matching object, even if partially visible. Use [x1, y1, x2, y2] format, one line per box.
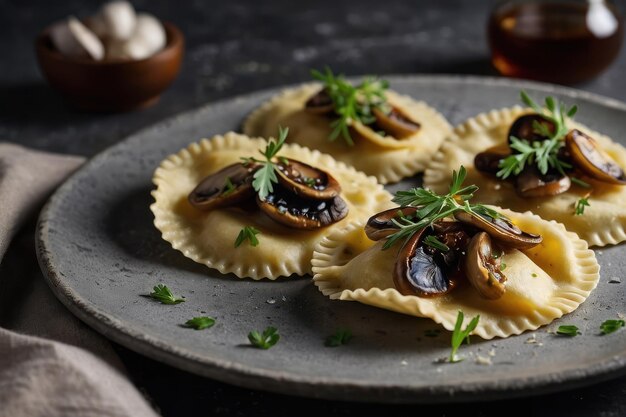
[488, 0, 624, 84]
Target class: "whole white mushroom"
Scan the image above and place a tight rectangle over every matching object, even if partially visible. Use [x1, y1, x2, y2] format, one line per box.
[96, 1, 137, 41]
[106, 13, 166, 60]
[49, 16, 105, 60]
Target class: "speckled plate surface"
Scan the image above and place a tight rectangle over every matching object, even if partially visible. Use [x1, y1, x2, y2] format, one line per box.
[37, 76, 626, 403]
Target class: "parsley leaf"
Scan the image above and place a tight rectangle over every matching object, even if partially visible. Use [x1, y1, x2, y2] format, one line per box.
[185, 316, 216, 330]
[325, 329, 353, 347]
[497, 91, 577, 179]
[149, 284, 185, 305]
[383, 166, 501, 250]
[234, 226, 260, 248]
[600, 319, 625, 335]
[248, 326, 280, 349]
[244, 126, 289, 200]
[574, 197, 590, 215]
[449, 311, 480, 363]
[556, 325, 580, 337]
[311, 67, 389, 145]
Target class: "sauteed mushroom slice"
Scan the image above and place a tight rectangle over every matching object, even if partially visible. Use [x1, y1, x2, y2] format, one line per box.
[188, 163, 257, 210]
[464, 232, 507, 300]
[372, 106, 421, 139]
[474, 144, 511, 175]
[508, 114, 556, 145]
[454, 211, 542, 250]
[275, 158, 341, 200]
[393, 228, 457, 297]
[257, 185, 348, 230]
[565, 129, 626, 185]
[364, 206, 419, 241]
[515, 166, 571, 197]
[305, 89, 334, 115]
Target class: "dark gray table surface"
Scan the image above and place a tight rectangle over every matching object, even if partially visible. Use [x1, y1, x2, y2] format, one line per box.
[2, 0, 626, 416]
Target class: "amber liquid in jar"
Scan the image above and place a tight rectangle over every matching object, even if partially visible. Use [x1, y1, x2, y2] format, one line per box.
[488, 1, 624, 84]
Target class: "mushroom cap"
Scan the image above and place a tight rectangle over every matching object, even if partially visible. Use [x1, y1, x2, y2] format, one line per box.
[508, 114, 556, 145]
[464, 232, 507, 300]
[275, 157, 341, 200]
[257, 184, 348, 230]
[372, 106, 421, 139]
[364, 206, 419, 241]
[454, 211, 542, 250]
[566, 129, 626, 185]
[515, 165, 572, 197]
[305, 89, 334, 115]
[474, 143, 511, 175]
[188, 163, 257, 211]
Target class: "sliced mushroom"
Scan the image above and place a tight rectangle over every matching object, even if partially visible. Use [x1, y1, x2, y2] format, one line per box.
[508, 114, 556, 145]
[257, 185, 348, 230]
[464, 232, 507, 300]
[188, 163, 257, 210]
[393, 228, 457, 297]
[515, 165, 571, 197]
[364, 206, 418, 241]
[305, 89, 334, 115]
[454, 211, 542, 249]
[474, 144, 511, 175]
[565, 129, 626, 184]
[372, 106, 420, 139]
[275, 158, 341, 200]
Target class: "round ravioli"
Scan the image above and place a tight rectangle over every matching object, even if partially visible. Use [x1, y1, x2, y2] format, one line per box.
[423, 107, 626, 247]
[151, 132, 394, 280]
[243, 83, 452, 184]
[312, 209, 599, 339]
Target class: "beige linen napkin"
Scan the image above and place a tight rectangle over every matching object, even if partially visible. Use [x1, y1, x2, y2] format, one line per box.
[0, 143, 158, 417]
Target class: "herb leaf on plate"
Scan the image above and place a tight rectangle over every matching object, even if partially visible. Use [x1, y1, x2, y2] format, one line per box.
[149, 284, 185, 305]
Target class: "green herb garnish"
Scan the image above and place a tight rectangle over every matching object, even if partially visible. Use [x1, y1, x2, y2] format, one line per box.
[383, 166, 500, 250]
[571, 177, 591, 188]
[311, 67, 389, 146]
[423, 235, 450, 252]
[234, 226, 260, 248]
[185, 316, 216, 330]
[556, 325, 580, 337]
[497, 91, 577, 179]
[449, 311, 480, 363]
[325, 329, 353, 347]
[149, 284, 185, 305]
[221, 177, 236, 196]
[600, 319, 625, 335]
[248, 326, 280, 349]
[574, 197, 590, 216]
[242, 126, 289, 200]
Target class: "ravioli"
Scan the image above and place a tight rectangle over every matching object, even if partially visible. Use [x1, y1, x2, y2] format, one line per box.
[243, 83, 452, 184]
[312, 209, 599, 339]
[423, 107, 626, 246]
[151, 132, 394, 280]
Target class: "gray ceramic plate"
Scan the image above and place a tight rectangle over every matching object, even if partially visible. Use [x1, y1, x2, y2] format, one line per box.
[37, 75, 626, 403]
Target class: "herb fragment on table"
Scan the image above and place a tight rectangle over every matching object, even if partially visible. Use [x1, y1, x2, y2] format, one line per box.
[149, 284, 185, 305]
[383, 166, 500, 250]
[449, 311, 480, 363]
[556, 325, 580, 337]
[574, 197, 590, 216]
[234, 226, 260, 248]
[497, 91, 577, 179]
[600, 319, 625, 335]
[241, 126, 289, 200]
[325, 329, 353, 347]
[185, 316, 216, 330]
[248, 326, 280, 349]
[311, 67, 389, 145]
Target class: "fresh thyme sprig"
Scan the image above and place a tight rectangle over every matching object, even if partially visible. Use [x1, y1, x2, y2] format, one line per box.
[382, 166, 500, 250]
[311, 67, 389, 146]
[497, 91, 577, 179]
[449, 311, 480, 363]
[242, 127, 289, 200]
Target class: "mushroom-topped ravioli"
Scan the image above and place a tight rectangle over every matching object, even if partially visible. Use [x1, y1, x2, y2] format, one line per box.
[243, 69, 452, 184]
[312, 172, 599, 339]
[424, 93, 626, 247]
[151, 132, 394, 280]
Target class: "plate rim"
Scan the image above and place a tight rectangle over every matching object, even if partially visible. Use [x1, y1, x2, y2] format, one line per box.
[36, 74, 626, 403]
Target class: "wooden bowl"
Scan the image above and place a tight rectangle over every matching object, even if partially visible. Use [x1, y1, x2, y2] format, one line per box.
[35, 22, 184, 112]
